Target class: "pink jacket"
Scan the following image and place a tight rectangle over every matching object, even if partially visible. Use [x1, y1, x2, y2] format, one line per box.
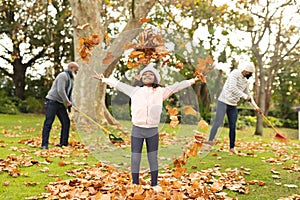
[102, 77, 195, 128]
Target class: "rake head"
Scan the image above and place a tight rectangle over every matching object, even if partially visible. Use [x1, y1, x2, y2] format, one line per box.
[274, 132, 289, 142]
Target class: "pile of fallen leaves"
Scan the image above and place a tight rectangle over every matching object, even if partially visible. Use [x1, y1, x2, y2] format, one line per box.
[23, 131, 270, 200]
[27, 161, 264, 200]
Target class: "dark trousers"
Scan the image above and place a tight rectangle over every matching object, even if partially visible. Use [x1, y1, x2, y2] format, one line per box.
[131, 125, 159, 186]
[209, 101, 238, 149]
[41, 99, 70, 147]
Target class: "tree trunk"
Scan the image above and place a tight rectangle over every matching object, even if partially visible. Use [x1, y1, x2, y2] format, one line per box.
[254, 62, 265, 136]
[194, 83, 210, 120]
[70, 0, 156, 125]
[12, 59, 26, 100]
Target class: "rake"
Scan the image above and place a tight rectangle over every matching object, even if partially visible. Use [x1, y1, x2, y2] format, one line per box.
[249, 100, 288, 142]
[72, 106, 124, 144]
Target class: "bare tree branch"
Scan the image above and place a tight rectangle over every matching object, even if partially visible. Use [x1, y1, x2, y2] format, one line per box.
[0, 66, 13, 77]
[0, 54, 11, 64]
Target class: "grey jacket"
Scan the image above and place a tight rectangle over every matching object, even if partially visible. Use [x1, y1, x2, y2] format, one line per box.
[46, 71, 73, 104]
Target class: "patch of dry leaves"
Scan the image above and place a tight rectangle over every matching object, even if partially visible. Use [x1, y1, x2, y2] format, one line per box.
[1, 125, 299, 200]
[28, 162, 258, 200]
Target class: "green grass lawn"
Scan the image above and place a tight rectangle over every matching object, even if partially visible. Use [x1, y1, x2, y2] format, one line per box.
[0, 113, 299, 199]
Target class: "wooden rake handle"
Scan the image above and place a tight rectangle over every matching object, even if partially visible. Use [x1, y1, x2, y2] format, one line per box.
[72, 106, 111, 134]
[249, 100, 280, 134]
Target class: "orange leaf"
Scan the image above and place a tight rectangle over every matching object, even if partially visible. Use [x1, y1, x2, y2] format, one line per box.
[127, 61, 139, 69]
[166, 105, 179, 116]
[128, 50, 145, 59]
[170, 117, 179, 128]
[183, 105, 198, 116]
[194, 71, 207, 83]
[161, 59, 170, 67]
[105, 33, 110, 47]
[205, 55, 214, 65]
[155, 46, 169, 56]
[172, 167, 187, 178]
[24, 181, 39, 186]
[77, 34, 101, 63]
[55, 177, 62, 182]
[139, 18, 151, 23]
[175, 62, 184, 70]
[198, 119, 209, 130]
[187, 144, 198, 157]
[173, 158, 185, 168]
[195, 55, 214, 73]
[196, 57, 207, 72]
[58, 161, 67, 166]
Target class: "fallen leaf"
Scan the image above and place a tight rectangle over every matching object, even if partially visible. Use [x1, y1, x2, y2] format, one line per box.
[272, 175, 281, 179]
[24, 181, 40, 186]
[40, 167, 50, 173]
[3, 181, 10, 186]
[283, 184, 298, 188]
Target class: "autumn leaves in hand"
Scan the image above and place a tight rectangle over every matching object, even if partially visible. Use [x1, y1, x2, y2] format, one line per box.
[194, 71, 206, 83]
[93, 71, 104, 81]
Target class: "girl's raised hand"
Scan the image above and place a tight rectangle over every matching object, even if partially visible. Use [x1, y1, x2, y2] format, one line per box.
[93, 71, 104, 80]
[194, 72, 206, 83]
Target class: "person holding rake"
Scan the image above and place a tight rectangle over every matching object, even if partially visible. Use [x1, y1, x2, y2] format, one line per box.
[205, 62, 256, 154]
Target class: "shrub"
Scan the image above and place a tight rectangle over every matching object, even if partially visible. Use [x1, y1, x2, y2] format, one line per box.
[109, 105, 131, 121]
[282, 119, 298, 129]
[264, 116, 283, 128]
[25, 97, 44, 113]
[0, 91, 18, 114]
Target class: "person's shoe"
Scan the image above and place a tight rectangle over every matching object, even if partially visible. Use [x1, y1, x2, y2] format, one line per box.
[40, 146, 48, 150]
[152, 185, 162, 193]
[55, 144, 69, 147]
[229, 148, 237, 154]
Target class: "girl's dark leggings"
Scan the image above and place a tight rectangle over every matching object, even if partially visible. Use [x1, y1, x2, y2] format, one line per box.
[131, 125, 159, 186]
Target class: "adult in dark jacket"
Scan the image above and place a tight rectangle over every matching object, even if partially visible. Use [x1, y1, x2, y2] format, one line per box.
[41, 62, 79, 149]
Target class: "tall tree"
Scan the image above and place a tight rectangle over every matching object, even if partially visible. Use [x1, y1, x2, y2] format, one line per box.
[233, 0, 300, 135]
[70, 0, 156, 125]
[0, 0, 73, 100]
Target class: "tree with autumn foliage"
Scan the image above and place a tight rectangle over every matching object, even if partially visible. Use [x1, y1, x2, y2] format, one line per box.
[69, 0, 232, 126]
[69, 0, 157, 125]
[0, 0, 74, 100]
